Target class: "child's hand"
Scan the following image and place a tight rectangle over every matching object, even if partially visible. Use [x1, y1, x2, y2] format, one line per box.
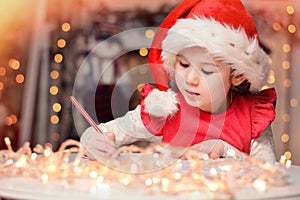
[80, 127, 117, 161]
[191, 139, 224, 159]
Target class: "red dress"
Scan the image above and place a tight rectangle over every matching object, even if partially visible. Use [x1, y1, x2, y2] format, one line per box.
[140, 84, 276, 154]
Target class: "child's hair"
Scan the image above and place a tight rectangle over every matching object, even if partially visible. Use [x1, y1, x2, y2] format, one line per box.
[231, 80, 251, 96]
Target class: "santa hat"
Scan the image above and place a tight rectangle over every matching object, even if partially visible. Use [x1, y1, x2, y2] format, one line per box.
[148, 0, 270, 92]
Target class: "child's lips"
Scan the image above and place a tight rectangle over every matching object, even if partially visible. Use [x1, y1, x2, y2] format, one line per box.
[185, 90, 200, 97]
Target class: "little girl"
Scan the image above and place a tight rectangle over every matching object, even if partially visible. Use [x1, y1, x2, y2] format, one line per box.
[80, 0, 276, 163]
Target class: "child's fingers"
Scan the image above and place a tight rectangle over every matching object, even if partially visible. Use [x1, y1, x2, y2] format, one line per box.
[208, 151, 221, 159]
[105, 132, 116, 143]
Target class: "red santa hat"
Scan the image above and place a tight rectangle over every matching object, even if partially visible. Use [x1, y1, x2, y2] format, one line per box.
[148, 0, 270, 92]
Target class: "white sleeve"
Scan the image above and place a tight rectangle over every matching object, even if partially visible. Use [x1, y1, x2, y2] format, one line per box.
[249, 125, 276, 163]
[98, 105, 162, 148]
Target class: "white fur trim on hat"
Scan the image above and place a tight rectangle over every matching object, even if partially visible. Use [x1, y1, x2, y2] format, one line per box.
[144, 88, 179, 118]
[161, 17, 270, 92]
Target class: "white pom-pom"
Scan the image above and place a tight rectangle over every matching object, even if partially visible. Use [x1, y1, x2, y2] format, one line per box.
[144, 89, 179, 118]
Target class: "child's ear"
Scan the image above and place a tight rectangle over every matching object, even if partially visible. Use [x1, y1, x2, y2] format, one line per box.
[231, 74, 246, 86]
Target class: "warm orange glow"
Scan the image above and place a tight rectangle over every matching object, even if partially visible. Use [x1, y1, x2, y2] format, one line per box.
[281, 133, 289, 143]
[10, 115, 17, 124]
[272, 22, 281, 31]
[0, 67, 7, 76]
[267, 74, 275, 84]
[284, 151, 292, 160]
[0, 1, 34, 35]
[52, 133, 61, 142]
[61, 23, 71, 32]
[4, 137, 13, 151]
[8, 58, 20, 70]
[282, 44, 291, 53]
[5, 115, 18, 126]
[57, 39, 66, 48]
[261, 85, 270, 90]
[49, 86, 59, 95]
[52, 103, 61, 112]
[50, 115, 59, 124]
[6, 116, 13, 126]
[286, 5, 295, 15]
[290, 98, 298, 107]
[54, 54, 63, 63]
[50, 70, 59, 79]
[16, 74, 25, 83]
[282, 113, 290, 122]
[139, 48, 148, 57]
[282, 61, 290, 69]
[283, 79, 291, 88]
[288, 24, 296, 34]
[0, 82, 4, 91]
[145, 29, 155, 38]
[268, 58, 272, 64]
[4, 137, 11, 145]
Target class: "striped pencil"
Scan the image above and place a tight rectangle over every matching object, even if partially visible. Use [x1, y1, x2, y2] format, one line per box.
[70, 96, 102, 133]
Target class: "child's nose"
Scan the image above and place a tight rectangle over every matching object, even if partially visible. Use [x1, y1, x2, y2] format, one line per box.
[185, 67, 199, 85]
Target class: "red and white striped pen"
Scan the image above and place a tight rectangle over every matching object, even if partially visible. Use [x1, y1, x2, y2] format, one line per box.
[70, 96, 102, 133]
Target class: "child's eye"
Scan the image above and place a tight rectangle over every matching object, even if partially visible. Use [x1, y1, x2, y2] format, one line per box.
[201, 69, 214, 75]
[179, 61, 189, 68]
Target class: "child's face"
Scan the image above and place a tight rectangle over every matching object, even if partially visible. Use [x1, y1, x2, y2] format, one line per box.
[174, 47, 232, 113]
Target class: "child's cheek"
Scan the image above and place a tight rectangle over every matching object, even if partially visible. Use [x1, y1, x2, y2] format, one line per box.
[205, 75, 230, 100]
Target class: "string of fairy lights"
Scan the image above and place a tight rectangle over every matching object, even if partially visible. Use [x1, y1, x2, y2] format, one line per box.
[264, 4, 297, 161]
[47, 22, 71, 144]
[47, 22, 154, 144]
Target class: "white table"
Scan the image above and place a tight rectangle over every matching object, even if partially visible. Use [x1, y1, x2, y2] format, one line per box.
[0, 165, 299, 200]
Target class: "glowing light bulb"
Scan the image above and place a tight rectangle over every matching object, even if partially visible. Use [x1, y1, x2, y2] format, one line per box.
[145, 178, 152, 186]
[61, 22, 71, 32]
[253, 179, 266, 192]
[286, 5, 295, 15]
[145, 29, 155, 38]
[89, 171, 98, 178]
[41, 174, 49, 183]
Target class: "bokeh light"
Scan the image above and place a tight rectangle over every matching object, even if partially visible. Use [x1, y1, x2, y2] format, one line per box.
[272, 22, 281, 31]
[50, 70, 59, 80]
[286, 5, 295, 15]
[283, 79, 291, 88]
[50, 115, 59, 124]
[15, 74, 25, 84]
[284, 151, 292, 160]
[282, 61, 290, 70]
[49, 86, 59, 95]
[288, 24, 296, 34]
[290, 98, 298, 107]
[8, 58, 20, 70]
[281, 133, 289, 143]
[282, 113, 290, 122]
[139, 48, 148, 57]
[54, 54, 63, 63]
[52, 133, 61, 142]
[61, 22, 71, 32]
[145, 29, 155, 38]
[52, 103, 61, 113]
[57, 39, 66, 48]
[282, 44, 291, 53]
